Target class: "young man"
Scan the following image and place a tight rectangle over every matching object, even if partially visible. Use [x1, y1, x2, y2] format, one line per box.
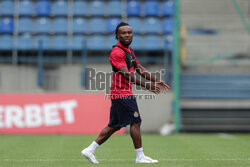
[81, 22, 170, 164]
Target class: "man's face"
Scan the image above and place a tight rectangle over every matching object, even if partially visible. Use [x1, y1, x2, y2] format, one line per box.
[117, 26, 133, 46]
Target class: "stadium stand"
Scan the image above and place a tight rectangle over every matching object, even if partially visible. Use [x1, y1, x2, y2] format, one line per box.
[0, 17, 14, 34]
[88, 18, 106, 34]
[36, 0, 51, 16]
[73, 1, 87, 16]
[35, 17, 51, 34]
[18, 17, 33, 33]
[144, 1, 159, 16]
[143, 17, 161, 34]
[17, 34, 33, 50]
[162, 18, 175, 34]
[89, 0, 106, 16]
[72, 35, 85, 51]
[87, 35, 107, 51]
[34, 35, 51, 50]
[52, 17, 68, 34]
[0, 0, 15, 16]
[107, 1, 122, 16]
[106, 17, 122, 33]
[127, 17, 142, 34]
[127, 0, 141, 16]
[52, 35, 68, 50]
[18, 0, 33, 16]
[162, 0, 176, 16]
[0, 35, 13, 50]
[72, 18, 87, 34]
[52, 0, 68, 16]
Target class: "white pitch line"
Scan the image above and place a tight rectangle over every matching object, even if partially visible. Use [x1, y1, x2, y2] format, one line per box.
[0, 158, 249, 162]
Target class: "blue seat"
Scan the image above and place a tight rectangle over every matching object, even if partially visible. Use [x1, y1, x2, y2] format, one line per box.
[35, 17, 51, 34]
[162, 18, 175, 34]
[0, 17, 14, 34]
[131, 35, 143, 50]
[144, 35, 163, 50]
[73, 1, 87, 16]
[127, 0, 140, 16]
[19, 0, 33, 16]
[107, 1, 122, 16]
[34, 35, 51, 50]
[163, 35, 174, 52]
[0, 35, 13, 50]
[72, 36, 86, 50]
[73, 18, 87, 34]
[143, 17, 161, 34]
[162, 1, 176, 16]
[18, 17, 33, 33]
[87, 35, 106, 50]
[52, 0, 68, 16]
[89, 1, 106, 16]
[52, 35, 68, 50]
[36, 0, 51, 16]
[106, 18, 121, 33]
[52, 17, 68, 34]
[88, 18, 106, 34]
[127, 17, 141, 34]
[0, 0, 14, 15]
[144, 1, 159, 16]
[17, 34, 33, 50]
[107, 35, 117, 48]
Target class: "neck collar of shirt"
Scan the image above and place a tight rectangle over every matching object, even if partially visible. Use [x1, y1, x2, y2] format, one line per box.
[117, 42, 131, 53]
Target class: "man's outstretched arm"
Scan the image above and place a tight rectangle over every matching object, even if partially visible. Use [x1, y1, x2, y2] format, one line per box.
[135, 64, 170, 93]
[117, 66, 161, 94]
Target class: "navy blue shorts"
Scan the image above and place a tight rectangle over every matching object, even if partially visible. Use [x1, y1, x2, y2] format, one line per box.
[108, 96, 142, 128]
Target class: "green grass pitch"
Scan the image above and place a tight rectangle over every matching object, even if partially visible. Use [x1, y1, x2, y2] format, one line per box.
[0, 134, 250, 167]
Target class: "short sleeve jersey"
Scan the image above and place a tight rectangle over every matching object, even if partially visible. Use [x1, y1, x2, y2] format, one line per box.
[109, 42, 140, 100]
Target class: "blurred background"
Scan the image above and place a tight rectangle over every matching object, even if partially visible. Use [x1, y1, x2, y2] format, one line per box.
[0, 0, 249, 134]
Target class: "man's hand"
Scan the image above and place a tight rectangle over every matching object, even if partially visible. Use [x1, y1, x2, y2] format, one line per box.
[156, 81, 170, 93]
[145, 82, 161, 94]
[145, 81, 170, 94]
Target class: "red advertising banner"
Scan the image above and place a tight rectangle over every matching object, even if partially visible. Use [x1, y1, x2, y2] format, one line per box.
[0, 94, 125, 134]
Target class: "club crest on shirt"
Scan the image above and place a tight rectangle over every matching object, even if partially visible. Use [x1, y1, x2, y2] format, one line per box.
[134, 111, 139, 117]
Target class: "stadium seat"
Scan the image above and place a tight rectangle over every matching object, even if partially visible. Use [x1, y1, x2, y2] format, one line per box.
[87, 35, 106, 50]
[131, 35, 143, 50]
[144, 1, 159, 16]
[73, 1, 87, 16]
[0, 17, 14, 34]
[89, 1, 106, 16]
[19, 0, 33, 16]
[52, 17, 68, 34]
[127, 17, 141, 34]
[72, 35, 86, 50]
[35, 17, 51, 34]
[163, 35, 174, 52]
[143, 17, 161, 34]
[0, 0, 14, 16]
[162, 18, 175, 34]
[88, 18, 106, 34]
[107, 1, 122, 16]
[52, 35, 68, 50]
[144, 35, 164, 50]
[18, 17, 33, 33]
[52, 0, 68, 16]
[162, 1, 176, 16]
[127, 0, 140, 16]
[107, 35, 117, 48]
[107, 18, 122, 33]
[17, 34, 33, 50]
[73, 18, 87, 34]
[36, 0, 51, 16]
[0, 35, 13, 50]
[34, 35, 51, 50]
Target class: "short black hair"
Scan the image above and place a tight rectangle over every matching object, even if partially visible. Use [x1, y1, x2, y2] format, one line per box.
[115, 22, 130, 40]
